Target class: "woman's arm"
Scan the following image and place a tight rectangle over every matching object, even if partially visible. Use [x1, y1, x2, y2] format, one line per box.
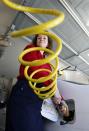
[51, 87, 62, 105]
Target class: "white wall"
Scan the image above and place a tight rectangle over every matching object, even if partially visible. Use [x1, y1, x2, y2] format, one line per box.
[59, 59, 89, 84]
[44, 80, 89, 131]
[0, 38, 29, 78]
[63, 70, 89, 84]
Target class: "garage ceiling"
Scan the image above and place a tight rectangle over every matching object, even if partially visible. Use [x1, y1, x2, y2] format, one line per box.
[0, 0, 89, 77]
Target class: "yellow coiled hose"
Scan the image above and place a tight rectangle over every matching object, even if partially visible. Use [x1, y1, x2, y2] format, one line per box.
[2, 0, 64, 99]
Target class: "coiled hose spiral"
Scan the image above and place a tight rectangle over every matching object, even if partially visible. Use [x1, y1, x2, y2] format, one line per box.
[2, 0, 64, 99]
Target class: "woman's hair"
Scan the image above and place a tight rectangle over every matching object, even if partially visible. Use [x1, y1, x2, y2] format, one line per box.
[32, 34, 53, 50]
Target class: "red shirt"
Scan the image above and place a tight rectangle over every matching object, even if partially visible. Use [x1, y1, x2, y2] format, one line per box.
[18, 44, 52, 86]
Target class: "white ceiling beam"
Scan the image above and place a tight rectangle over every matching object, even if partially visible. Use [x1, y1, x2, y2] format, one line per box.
[59, 0, 89, 37]
[58, 0, 89, 67]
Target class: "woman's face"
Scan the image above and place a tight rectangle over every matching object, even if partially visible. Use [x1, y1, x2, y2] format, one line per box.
[36, 34, 48, 48]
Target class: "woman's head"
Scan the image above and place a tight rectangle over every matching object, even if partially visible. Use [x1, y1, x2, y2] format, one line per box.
[32, 34, 52, 50]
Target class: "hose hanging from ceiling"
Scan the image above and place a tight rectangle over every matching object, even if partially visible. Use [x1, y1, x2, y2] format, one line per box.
[2, 0, 64, 99]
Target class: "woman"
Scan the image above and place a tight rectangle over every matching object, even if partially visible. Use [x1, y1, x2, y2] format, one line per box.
[5, 34, 67, 131]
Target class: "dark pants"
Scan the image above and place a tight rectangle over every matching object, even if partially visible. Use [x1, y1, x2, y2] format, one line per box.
[5, 79, 44, 131]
